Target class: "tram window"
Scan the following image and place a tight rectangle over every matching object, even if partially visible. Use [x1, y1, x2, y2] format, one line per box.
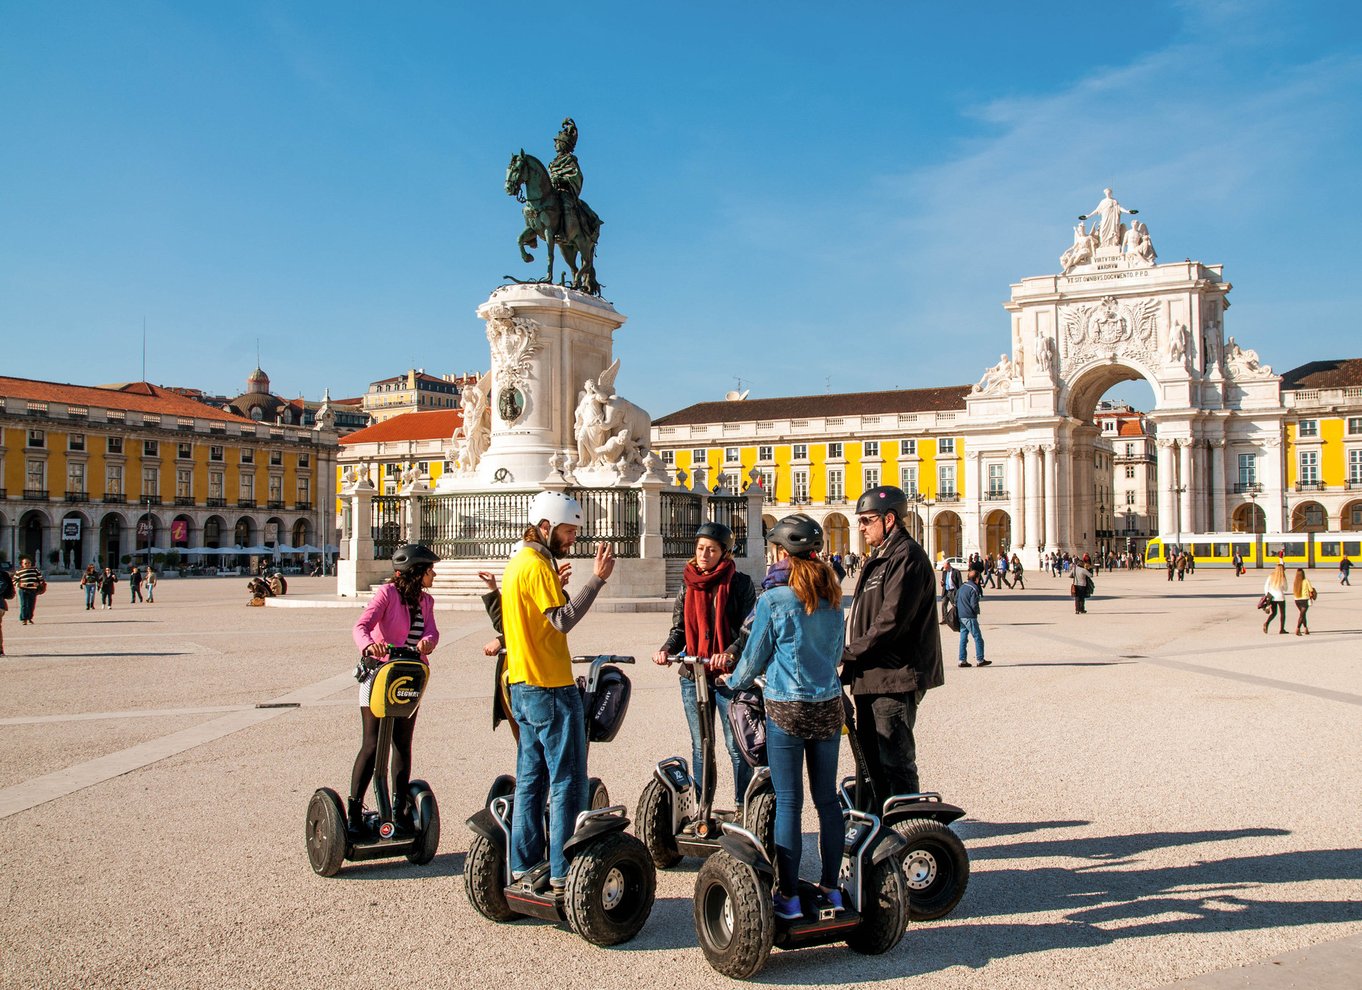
[1346, 542, 1361, 555]
[1213, 543, 1230, 557]
[1284, 542, 1305, 556]
[1232, 542, 1251, 556]
[1193, 543, 1211, 556]
[1319, 542, 1340, 556]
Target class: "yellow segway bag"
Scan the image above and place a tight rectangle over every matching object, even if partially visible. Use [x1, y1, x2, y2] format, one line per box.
[368, 659, 429, 718]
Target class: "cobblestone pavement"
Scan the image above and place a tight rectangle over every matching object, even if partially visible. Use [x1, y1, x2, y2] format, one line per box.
[2, 569, 1359, 989]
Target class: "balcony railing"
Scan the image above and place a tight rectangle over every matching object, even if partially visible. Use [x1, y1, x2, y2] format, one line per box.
[267, 500, 285, 510]
[103, 493, 126, 504]
[65, 490, 89, 503]
[1233, 482, 1263, 494]
[1295, 481, 1325, 492]
[175, 496, 195, 506]
[143, 495, 163, 506]
[294, 500, 311, 510]
[23, 489, 48, 500]
[983, 490, 1009, 501]
[1348, 480, 1362, 490]
[936, 490, 960, 503]
[237, 498, 257, 508]
[206, 497, 226, 507]
[0, 488, 7, 499]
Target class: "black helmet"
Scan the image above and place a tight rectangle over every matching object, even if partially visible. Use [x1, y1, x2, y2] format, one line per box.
[856, 485, 909, 524]
[768, 513, 823, 559]
[391, 543, 440, 574]
[695, 521, 733, 551]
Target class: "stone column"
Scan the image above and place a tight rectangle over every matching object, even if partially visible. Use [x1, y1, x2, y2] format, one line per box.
[1179, 441, 1194, 539]
[1262, 437, 1285, 531]
[1008, 449, 1024, 550]
[1156, 439, 1177, 538]
[337, 479, 375, 597]
[1210, 439, 1227, 532]
[1043, 443, 1058, 550]
[1024, 445, 1042, 550]
[1193, 440, 1209, 534]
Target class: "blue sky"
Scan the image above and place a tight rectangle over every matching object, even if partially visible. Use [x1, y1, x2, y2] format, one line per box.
[3, 1, 1359, 416]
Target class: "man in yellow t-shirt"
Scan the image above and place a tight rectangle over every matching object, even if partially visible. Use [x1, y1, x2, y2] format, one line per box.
[503, 491, 614, 891]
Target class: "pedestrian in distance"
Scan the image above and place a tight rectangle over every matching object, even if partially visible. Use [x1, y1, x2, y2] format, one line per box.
[1071, 557, 1094, 614]
[145, 565, 157, 603]
[722, 513, 847, 919]
[1340, 556, 1353, 586]
[1292, 568, 1316, 635]
[956, 564, 989, 668]
[1232, 550, 1245, 576]
[350, 544, 441, 831]
[80, 564, 98, 610]
[1262, 563, 1288, 635]
[653, 521, 757, 807]
[501, 492, 613, 893]
[98, 567, 118, 608]
[842, 486, 944, 803]
[939, 557, 962, 624]
[1009, 553, 1025, 590]
[129, 566, 144, 604]
[13, 556, 44, 625]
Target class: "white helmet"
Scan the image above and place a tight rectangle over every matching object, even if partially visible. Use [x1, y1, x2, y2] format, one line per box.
[528, 491, 583, 528]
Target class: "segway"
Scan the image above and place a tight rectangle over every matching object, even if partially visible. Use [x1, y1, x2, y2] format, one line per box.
[839, 693, 970, 920]
[464, 655, 656, 946]
[305, 646, 440, 876]
[636, 655, 777, 869]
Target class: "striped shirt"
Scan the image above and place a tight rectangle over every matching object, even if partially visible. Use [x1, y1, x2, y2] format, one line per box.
[13, 567, 42, 591]
[404, 605, 425, 649]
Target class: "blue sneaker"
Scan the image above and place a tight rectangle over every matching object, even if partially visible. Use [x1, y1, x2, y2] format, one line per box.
[773, 891, 803, 920]
[824, 888, 845, 913]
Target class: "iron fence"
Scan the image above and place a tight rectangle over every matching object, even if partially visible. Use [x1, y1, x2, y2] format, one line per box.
[707, 494, 751, 557]
[569, 487, 641, 559]
[372, 495, 404, 560]
[414, 488, 643, 560]
[661, 491, 703, 558]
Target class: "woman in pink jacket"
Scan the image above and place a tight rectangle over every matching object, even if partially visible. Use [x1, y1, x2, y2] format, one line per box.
[349, 544, 441, 829]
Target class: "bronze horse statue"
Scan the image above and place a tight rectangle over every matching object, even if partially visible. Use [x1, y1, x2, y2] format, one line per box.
[505, 151, 601, 294]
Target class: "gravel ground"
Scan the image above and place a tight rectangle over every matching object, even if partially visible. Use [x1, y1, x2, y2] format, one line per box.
[1, 569, 1359, 989]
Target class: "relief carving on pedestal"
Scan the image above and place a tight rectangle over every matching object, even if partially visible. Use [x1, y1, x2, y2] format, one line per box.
[485, 303, 543, 423]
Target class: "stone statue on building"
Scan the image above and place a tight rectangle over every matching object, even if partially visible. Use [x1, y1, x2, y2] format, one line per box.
[973, 353, 1015, 393]
[1224, 336, 1274, 378]
[1060, 220, 1097, 273]
[1080, 188, 1139, 249]
[573, 358, 651, 474]
[505, 117, 603, 294]
[451, 373, 493, 474]
[1034, 333, 1056, 376]
[1167, 321, 1192, 366]
[1127, 220, 1157, 263]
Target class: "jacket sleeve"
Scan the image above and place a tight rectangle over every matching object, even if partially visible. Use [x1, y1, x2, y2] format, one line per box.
[843, 553, 913, 664]
[353, 585, 390, 651]
[661, 586, 687, 655]
[419, 594, 440, 651]
[726, 594, 774, 691]
[481, 590, 504, 636]
[724, 574, 759, 659]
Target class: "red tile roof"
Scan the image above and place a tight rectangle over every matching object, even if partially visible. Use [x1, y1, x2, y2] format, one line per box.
[654, 386, 972, 427]
[339, 409, 463, 445]
[1, 375, 256, 423]
[1117, 419, 1145, 437]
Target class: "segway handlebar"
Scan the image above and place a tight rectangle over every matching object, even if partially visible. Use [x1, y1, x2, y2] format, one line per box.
[572, 654, 635, 665]
[667, 653, 730, 674]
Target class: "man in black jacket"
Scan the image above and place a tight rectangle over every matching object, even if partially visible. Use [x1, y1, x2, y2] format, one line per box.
[843, 486, 944, 804]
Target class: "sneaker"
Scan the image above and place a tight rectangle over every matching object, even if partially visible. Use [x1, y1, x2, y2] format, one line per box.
[824, 888, 845, 913]
[977, 659, 992, 667]
[958, 660, 972, 668]
[773, 891, 803, 920]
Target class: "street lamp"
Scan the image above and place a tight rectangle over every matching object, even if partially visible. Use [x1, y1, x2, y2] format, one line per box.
[911, 491, 935, 559]
[1170, 484, 1187, 552]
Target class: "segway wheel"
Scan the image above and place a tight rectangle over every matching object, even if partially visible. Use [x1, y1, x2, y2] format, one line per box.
[305, 788, 347, 877]
[588, 776, 610, 811]
[744, 786, 777, 857]
[636, 778, 682, 869]
[894, 819, 970, 921]
[485, 773, 516, 807]
[464, 832, 520, 922]
[693, 851, 773, 979]
[563, 830, 656, 946]
[405, 781, 440, 866]
[846, 853, 908, 955]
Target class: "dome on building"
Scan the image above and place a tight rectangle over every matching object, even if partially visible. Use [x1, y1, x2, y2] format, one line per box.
[246, 367, 271, 394]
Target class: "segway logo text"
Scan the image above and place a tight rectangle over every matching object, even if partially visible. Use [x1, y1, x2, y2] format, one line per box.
[386, 676, 418, 707]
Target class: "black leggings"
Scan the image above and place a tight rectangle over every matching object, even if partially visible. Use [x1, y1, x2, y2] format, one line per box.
[350, 708, 417, 804]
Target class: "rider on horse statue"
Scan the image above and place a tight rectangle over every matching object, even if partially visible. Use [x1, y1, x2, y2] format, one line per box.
[548, 118, 600, 253]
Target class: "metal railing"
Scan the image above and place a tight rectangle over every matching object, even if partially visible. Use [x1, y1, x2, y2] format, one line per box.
[707, 494, 750, 557]
[661, 491, 702, 558]
[1295, 481, 1325, 492]
[571, 487, 642, 559]
[1233, 482, 1263, 494]
[372, 495, 405, 560]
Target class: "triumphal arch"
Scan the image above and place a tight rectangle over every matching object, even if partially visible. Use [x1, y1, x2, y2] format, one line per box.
[962, 189, 1283, 566]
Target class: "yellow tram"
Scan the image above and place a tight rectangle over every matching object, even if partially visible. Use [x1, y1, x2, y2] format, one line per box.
[1146, 531, 1361, 569]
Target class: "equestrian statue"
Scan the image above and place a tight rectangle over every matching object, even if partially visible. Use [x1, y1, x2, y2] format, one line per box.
[505, 117, 603, 295]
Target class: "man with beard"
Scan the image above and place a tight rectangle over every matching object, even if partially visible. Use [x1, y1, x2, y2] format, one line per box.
[502, 491, 614, 894]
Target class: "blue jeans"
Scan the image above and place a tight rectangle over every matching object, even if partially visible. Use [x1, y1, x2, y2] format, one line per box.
[765, 718, 842, 895]
[84, 584, 96, 608]
[17, 590, 36, 623]
[679, 675, 753, 805]
[509, 683, 588, 882]
[958, 616, 985, 662]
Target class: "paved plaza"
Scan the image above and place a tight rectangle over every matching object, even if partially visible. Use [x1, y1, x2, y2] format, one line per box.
[1, 569, 1360, 989]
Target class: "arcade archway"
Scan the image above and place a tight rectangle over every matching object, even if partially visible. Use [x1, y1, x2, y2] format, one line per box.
[1291, 501, 1327, 533]
[1232, 503, 1266, 533]
[984, 510, 1012, 557]
[824, 512, 850, 556]
[934, 510, 962, 560]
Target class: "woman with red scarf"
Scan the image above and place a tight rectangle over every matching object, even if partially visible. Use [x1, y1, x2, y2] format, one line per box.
[653, 522, 758, 805]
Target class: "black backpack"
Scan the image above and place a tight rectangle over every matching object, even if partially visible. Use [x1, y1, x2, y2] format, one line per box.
[726, 685, 767, 768]
[0, 570, 14, 602]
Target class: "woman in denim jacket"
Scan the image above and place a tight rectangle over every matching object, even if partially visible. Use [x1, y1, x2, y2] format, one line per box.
[723, 513, 846, 920]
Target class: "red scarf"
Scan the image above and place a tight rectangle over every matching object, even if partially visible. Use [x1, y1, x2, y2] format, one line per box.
[682, 558, 735, 659]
